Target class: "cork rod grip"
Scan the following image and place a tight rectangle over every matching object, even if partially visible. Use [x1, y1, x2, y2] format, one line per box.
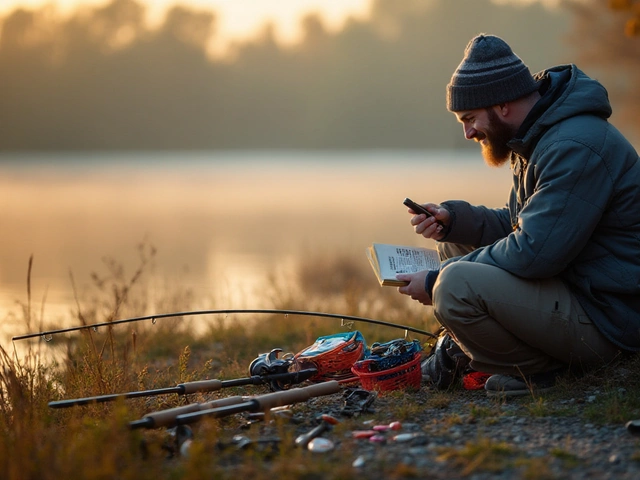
[142, 395, 245, 427]
[180, 379, 223, 394]
[253, 381, 340, 410]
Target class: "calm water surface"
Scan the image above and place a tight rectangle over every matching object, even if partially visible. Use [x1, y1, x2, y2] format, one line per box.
[1, 150, 511, 344]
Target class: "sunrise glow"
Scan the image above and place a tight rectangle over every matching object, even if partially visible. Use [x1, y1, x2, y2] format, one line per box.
[0, 0, 373, 50]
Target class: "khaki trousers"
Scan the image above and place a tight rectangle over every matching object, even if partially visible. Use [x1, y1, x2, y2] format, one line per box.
[432, 243, 621, 376]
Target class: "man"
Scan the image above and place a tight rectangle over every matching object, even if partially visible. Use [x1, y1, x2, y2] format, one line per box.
[397, 34, 640, 396]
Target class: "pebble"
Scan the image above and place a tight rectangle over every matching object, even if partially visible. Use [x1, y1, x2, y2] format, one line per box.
[392, 433, 421, 443]
[307, 437, 334, 453]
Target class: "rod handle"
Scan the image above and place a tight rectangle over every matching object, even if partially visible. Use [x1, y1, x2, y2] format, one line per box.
[180, 379, 223, 394]
[253, 381, 340, 411]
[139, 395, 245, 428]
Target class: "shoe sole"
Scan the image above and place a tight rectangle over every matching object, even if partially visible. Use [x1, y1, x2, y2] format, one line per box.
[486, 386, 554, 398]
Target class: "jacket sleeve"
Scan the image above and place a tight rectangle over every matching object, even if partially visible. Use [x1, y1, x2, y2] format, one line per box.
[456, 139, 612, 279]
[440, 200, 513, 247]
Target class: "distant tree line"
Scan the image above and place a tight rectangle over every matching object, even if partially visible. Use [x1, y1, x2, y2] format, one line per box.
[3, 0, 632, 152]
[608, 0, 640, 36]
[562, 0, 640, 139]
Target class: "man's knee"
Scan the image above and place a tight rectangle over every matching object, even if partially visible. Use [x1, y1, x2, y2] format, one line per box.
[433, 261, 508, 329]
[433, 261, 470, 298]
[432, 262, 475, 323]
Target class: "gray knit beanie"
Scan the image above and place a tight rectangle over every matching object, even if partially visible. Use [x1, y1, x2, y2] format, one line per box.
[446, 34, 539, 112]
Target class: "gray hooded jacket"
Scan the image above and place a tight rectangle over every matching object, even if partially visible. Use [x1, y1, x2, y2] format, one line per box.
[441, 64, 640, 351]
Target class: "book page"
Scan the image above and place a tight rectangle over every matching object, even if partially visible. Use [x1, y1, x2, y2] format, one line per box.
[366, 246, 385, 285]
[373, 243, 440, 278]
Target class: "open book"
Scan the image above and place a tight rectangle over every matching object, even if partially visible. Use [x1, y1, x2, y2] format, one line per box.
[366, 243, 441, 286]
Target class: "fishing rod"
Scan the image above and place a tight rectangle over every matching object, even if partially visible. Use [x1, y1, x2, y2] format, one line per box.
[129, 381, 341, 430]
[48, 368, 318, 409]
[12, 309, 437, 341]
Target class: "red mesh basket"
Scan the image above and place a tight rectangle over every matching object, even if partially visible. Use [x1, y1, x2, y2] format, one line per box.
[351, 352, 422, 392]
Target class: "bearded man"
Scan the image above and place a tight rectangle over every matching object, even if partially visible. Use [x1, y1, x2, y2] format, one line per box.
[396, 34, 640, 396]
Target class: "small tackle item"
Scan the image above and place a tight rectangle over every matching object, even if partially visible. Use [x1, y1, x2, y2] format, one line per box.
[294, 414, 340, 448]
[340, 388, 377, 416]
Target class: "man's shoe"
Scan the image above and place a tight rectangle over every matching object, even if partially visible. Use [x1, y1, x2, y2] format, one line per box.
[484, 369, 563, 397]
[420, 333, 470, 389]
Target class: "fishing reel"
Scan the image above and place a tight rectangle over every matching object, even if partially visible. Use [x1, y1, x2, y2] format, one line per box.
[248, 348, 298, 391]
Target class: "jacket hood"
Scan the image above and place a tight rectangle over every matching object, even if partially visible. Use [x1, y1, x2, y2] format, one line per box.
[510, 64, 612, 156]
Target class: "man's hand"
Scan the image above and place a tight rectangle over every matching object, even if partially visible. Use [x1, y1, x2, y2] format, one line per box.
[397, 270, 432, 306]
[407, 203, 450, 240]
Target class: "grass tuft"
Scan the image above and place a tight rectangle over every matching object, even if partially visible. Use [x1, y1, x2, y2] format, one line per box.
[436, 437, 516, 476]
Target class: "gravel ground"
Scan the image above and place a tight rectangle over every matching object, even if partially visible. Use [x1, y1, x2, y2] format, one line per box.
[199, 378, 640, 479]
[347, 389, 640, 479]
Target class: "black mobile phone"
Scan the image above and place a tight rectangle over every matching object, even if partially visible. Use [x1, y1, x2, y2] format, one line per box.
[403, 197, 433, 218]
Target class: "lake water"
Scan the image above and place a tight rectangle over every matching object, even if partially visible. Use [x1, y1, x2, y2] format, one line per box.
[1, 150, 511, 345]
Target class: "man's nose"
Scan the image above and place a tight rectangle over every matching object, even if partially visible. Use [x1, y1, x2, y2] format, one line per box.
[464, 125, 477, 140]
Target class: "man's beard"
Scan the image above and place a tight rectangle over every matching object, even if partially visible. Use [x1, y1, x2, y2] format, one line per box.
[479, 108, 516, 167]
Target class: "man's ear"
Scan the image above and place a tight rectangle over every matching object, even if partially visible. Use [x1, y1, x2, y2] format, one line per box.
[499, 103, 509, 117]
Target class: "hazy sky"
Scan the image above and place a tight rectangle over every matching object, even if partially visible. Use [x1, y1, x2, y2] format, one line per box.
[0, 0, 373, 47]
[0, 1, 559, 47]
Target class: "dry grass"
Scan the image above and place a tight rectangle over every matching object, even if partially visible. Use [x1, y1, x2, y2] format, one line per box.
[2, 247, 640, 479]
[435, 437, 516, 476]
[0, 247, 438, 480]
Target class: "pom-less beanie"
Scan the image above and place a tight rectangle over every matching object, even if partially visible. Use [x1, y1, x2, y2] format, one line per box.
[446, 34, 539, 112]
